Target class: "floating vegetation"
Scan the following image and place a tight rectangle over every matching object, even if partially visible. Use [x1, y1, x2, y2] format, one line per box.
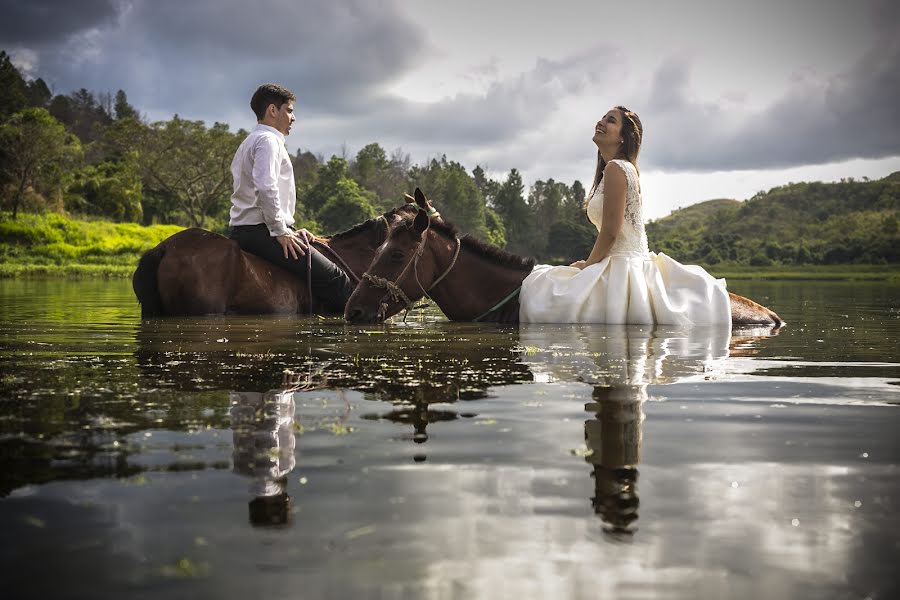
[159, 557, 210, 579]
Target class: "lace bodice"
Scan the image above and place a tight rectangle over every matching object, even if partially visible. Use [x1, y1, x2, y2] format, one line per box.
[586, 159, 649, 256]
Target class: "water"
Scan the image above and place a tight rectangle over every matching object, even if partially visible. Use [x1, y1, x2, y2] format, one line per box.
[1, 278, 898, 599]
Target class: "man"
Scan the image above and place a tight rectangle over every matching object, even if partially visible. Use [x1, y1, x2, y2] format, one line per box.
[229, 83, 353, 313]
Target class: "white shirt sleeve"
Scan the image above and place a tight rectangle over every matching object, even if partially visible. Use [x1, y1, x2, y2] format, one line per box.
[251, 135, 291, 237]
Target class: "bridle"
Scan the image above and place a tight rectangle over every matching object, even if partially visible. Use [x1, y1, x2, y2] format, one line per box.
[300, 213, 392, 315]
[312, 213, 391, 285]
[361, 207, 461, 321]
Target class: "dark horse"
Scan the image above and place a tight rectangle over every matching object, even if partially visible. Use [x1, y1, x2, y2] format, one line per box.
[345, 189, 783, 326]
[133, 205, 418, 317]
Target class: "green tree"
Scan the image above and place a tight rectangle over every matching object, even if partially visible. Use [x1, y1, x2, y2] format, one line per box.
[303, 156, 350, 216]
[135, 117, 243, 228]
[66, 159, 143, 222]
[316, 178, 378, 234]
[484, 206, 507, 248]
[48, 88, 112, 145]
[493, 169, 536, 255]
[113, 90, 138, 121]
[410, 156, 486, 236]
[0, 51, 28, 119]
[528, 178, 568, 256]
[0, 108, 81, 218]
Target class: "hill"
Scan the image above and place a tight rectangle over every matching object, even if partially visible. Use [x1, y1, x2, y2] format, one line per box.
[646, 173, 899, 266]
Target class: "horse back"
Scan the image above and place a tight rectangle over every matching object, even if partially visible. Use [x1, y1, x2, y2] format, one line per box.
[729, 292, 783, 326]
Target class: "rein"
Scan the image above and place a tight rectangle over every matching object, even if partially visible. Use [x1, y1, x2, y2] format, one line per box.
[301, 214, 391, 314]
[311, 214, 390, 285]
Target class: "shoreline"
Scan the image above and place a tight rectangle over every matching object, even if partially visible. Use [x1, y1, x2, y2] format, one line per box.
[2, 263, 897, 281]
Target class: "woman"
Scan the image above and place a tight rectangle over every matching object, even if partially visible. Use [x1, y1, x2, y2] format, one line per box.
[519, 106, 731, 326]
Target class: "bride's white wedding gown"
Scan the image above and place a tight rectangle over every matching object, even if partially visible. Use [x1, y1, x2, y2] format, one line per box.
[519, 159, 731, 326]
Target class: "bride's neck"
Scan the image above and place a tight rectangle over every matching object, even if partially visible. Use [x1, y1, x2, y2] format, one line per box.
[599, 145, 620, 164]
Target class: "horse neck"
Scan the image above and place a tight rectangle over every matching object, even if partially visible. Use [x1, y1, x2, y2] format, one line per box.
[320, 223, 379, 279]
[427, 234, 530, 322]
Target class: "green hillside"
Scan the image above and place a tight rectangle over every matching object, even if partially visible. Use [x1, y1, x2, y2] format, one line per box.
[646, 173, 899, 267]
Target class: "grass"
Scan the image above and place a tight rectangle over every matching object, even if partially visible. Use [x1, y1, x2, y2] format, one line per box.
[0, 212, 897, 281]
[0, 212, 184, 278]
[709, 264, 900, 281]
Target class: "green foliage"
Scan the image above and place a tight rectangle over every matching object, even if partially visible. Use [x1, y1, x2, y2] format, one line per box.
[66, 159, 143, 222]
[546, 218, 595, 263]
[134, 117, 243, 228]
[483, 207, 506, 248]
[646, 176, 900, 266]
[315, 178, 378, 234]
[0, 51, 28, 118]
[492, 169, 535, 256]
[410, 156, 487, 237]
[0, 212, 182, 276]
[0, 108, 82, 217]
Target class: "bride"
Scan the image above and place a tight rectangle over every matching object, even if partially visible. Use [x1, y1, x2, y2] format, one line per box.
[519, 106, 731, 326]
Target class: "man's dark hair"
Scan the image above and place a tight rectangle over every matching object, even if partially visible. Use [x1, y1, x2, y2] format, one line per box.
[250, 84, 296, 121]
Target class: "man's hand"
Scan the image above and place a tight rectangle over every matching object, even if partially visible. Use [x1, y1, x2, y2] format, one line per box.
[277, 231, 308, 260]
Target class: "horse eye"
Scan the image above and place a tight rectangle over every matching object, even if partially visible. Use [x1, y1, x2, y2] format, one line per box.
[390, 250, 405, 263]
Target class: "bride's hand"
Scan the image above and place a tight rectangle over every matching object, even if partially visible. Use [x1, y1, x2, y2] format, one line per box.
[569, 260, 587, 269]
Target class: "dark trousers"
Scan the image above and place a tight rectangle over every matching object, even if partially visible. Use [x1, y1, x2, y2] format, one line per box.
[230, 224, 354, 313]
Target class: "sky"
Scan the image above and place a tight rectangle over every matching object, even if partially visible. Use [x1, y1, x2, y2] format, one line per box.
[2, 0, 899, 219]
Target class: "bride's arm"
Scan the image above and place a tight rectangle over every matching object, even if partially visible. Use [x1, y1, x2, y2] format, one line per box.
[574, 162, 626, 268]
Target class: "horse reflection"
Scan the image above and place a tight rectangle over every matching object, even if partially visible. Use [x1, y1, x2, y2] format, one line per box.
[520, 324, 742, 537]
[230, 371, 302, 527]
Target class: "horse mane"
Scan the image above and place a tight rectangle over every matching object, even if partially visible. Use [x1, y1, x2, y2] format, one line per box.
[324, 217, 378, 243]
[429, 218, 536, 271]
[323, 205, 420, 244]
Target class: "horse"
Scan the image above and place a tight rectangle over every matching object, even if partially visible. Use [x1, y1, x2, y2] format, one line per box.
[133, 204, 419, 317]
[344, 189, 783, 327]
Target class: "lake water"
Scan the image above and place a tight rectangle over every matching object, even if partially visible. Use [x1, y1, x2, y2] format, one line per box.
[1, 278, 898, 599]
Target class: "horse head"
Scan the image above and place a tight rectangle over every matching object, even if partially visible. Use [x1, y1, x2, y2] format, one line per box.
[345, 188, 451, 323]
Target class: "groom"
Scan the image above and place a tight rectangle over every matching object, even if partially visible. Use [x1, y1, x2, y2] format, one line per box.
[228, 83, 353, 313]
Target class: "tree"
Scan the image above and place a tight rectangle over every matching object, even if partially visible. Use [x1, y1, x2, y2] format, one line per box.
[48, 88, 112, 144]
[303, 156, 351, 216]
[410, 156, 486, 236]
[546, 218, 596, 263]
[528, 178, 568, 255]
[493, 169, 536, 255]
[316, 178, 379, 234]
[113, 90, 137, 121]
[0, 108, 81, 217]
[66, 159, 142, 222]
[135, 117, 243, 228]
[0, 51, 28, 118]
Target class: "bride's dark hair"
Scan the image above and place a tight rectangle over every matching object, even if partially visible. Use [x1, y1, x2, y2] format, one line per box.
[585, 106, 643, 208]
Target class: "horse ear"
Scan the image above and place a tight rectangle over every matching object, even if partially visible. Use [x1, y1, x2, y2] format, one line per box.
[403, 193, 415, 204]
[413, 208, 429, 233]
[414, 188, 428, 209]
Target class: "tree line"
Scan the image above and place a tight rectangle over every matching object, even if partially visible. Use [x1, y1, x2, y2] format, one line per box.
[1, 50, 896, 266]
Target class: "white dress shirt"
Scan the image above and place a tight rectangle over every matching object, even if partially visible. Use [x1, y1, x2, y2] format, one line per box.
[229, 124, 296, 236]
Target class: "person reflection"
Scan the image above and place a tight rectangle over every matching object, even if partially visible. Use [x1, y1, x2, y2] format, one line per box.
[230, 370, 302, 527]
[520, 324, 731, 537]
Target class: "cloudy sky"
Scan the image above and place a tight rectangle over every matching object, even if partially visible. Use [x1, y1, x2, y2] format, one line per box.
[3, 0, 899, 219]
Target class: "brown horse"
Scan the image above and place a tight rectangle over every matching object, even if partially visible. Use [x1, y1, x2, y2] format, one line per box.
[133, 205, 418, 317]
[345, 189, 783, 326]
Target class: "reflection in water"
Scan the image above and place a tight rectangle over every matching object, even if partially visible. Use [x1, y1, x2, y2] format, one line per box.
[520, 324, 732, 535]
[230, 372, 301, 527]
[585, 385, 644, 537]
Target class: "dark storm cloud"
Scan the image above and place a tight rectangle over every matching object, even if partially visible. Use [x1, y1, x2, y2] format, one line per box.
[644, 27, 900, 170]
[2, 0, 428, 124]
[303, 44, 623, 159]
[0, 0, 122, 44]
